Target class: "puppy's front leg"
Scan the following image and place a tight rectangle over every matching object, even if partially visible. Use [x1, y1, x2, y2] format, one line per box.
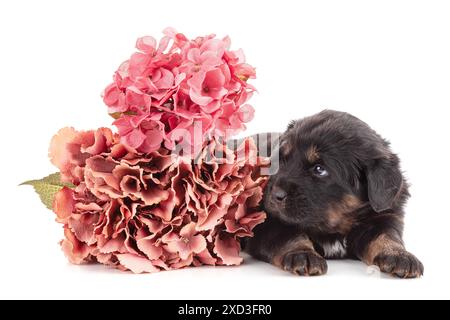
[245, 218, 327, 276]
[272, 235, 328, 276]
[348, 215, 424, 278]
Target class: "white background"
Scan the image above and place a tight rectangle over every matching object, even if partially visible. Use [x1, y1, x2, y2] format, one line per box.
[1, 0, 449, 300]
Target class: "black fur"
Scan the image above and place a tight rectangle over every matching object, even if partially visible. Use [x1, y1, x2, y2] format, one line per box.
[245, 110, 423, 278]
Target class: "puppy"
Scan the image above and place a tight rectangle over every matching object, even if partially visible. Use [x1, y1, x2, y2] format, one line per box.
[245, 110, 424, 278]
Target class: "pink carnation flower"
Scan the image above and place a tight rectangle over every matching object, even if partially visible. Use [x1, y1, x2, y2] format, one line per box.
[102, 28, 256, 154]
[49, 127, 268, 273]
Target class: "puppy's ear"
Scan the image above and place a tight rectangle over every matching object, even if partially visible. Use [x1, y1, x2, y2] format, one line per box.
[365, 156, 404, 213]
[287, 120, 296, 131]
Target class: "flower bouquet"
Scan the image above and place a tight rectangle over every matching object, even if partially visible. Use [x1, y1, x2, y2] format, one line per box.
[22, 28, 268, 273]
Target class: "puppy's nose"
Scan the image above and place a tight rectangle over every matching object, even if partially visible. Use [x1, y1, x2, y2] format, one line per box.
[272, 186, 287, 202]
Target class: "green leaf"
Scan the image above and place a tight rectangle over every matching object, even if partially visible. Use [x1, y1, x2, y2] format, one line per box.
[20, 173, 74, 210]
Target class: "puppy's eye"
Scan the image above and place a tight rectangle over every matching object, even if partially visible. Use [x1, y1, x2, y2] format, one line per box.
[313, 164, 329, 177]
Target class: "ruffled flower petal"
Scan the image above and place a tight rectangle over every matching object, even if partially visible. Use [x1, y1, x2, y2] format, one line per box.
[116, 254, 160, 273]
[49, 125, 267, 273]
[61, 227, 91, 265]
[53, 187, 75, 222]
[214, 234, 243, 266]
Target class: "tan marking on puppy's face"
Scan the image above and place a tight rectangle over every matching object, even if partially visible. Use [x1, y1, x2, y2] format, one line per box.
[326, 194, 363, 234]
[306, 145, 319, 163]
[272, 235, 315, 267]
[364, 233, 405, 265]
[280, 139, 292, 158]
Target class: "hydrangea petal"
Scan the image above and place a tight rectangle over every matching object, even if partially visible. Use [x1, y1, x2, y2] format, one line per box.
[117, 254, 160, 273]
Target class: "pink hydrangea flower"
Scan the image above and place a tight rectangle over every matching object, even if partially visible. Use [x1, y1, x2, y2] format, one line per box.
[102, 28, 256, 154]
[49, 127, 268, 273]
[167, 223, 207, 260]
[187, 65, 230, 110]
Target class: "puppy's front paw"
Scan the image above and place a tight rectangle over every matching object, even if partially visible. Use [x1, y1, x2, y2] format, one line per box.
[278, 251, 328, 276]
[373, 251, 424, 279]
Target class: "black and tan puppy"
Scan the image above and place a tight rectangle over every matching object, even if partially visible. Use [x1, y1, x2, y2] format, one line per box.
[245, 110, 423, 278]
